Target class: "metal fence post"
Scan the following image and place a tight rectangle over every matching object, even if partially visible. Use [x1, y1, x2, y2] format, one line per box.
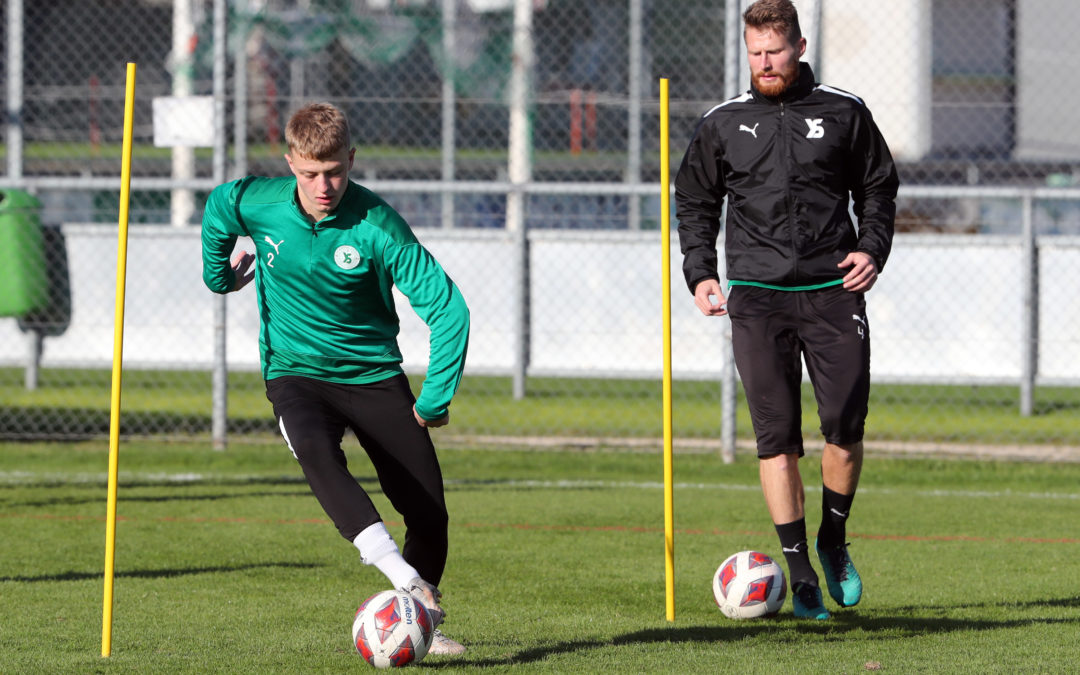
[25, 330, 41, 390]
[721, 330, 737, 463]
[211, 0, 229, 450]
[170, 0, 196, 227]
[1020, 192, 1037, 417]
[212, 297, 228, 449]
[233, 2, 249, 181]
[626, 0, 643, 231]
[6, 0, 24, 181]
[441, 0, 457, 231]
[508, 0, 534, 400]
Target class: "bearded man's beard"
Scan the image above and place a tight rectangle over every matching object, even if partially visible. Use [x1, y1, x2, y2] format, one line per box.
[752, 62, 799, 97]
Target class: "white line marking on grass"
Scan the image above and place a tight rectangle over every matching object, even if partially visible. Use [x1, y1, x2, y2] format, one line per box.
[2, 472, 1076, 502]
[445, 478, 1080, 501]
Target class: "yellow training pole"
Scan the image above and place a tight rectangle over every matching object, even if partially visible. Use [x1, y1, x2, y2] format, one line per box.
[102, 61, 136, 659]
[659, 77, 675, 622]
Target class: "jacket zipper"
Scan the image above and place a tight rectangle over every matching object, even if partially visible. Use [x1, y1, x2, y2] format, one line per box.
[780, 101, 799, 280]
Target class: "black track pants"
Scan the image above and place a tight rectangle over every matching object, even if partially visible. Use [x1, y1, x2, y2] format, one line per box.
[265, 374, 449, 585]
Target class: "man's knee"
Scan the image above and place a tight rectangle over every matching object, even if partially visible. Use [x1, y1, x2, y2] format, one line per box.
[824, 441, 863, 461]
[402, 498, 448, 532]
[819, 409, 865, 447]
[759, 450, 801, 472]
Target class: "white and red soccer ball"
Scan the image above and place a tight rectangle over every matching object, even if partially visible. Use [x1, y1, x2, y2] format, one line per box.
[352, 590, 435, 668]
[712, 550, 787, 619]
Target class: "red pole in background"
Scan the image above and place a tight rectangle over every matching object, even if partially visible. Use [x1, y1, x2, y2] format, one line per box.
[260, 56, 279, 144]
[585, 90, 597, 151]
[569, 88, 582, 155]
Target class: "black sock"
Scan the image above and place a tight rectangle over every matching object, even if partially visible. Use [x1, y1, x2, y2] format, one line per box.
[818, 486, 855, 548]
[775, 518, 817, 586]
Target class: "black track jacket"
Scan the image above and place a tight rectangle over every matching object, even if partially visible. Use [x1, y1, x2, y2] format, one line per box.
[676, 63, 899, 293]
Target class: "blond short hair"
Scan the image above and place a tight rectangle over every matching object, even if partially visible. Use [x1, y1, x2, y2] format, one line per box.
[284, 102, 351, 159]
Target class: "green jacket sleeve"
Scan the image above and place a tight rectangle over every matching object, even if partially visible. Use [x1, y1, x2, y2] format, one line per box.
[201, 180, 246, 294]
[387, 240, 470, 421]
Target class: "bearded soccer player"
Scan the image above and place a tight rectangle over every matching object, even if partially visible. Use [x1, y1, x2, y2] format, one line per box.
[202, 102, 470, 654]
[676, 0, 899, 619]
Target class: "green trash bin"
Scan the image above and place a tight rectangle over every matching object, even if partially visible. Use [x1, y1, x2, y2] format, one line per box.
[0, 189, 47, 317]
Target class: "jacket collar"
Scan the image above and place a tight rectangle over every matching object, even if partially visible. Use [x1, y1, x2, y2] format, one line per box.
[749, 62, 816, 104]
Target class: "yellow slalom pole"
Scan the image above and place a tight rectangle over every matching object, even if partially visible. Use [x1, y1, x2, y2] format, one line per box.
[659, 77, 675, 622]
[102, 61, 136, 659]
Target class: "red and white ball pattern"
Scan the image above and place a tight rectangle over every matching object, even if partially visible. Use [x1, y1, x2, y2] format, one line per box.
[352, 590, 435, 668]
[712, 550, 787, 619]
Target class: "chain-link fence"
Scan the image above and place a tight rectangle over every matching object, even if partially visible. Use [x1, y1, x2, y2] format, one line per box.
[2, 0, 1079, 453]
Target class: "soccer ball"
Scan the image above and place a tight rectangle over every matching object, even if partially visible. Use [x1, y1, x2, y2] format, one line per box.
[712, 550, 787, 619]
[352, 590, 435, 668]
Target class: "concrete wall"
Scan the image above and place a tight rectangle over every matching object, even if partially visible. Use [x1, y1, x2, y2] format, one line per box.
[1, 226, 1078, 384]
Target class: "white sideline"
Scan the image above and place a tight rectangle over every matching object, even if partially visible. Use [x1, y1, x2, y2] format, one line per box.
[0, 471, 1076, 501]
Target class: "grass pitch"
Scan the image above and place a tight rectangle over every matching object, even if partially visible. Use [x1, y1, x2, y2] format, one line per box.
[2, 441, 1078, 673]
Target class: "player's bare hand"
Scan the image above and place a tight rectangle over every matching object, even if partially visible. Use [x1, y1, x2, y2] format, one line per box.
[693, 278, 728, 317]
[414, 405, 449, 428]
[231, 250, 256, 292]
[838, 251, 878, 292]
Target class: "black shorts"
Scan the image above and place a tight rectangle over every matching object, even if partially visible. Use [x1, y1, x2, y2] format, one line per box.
[727, 284, 870, 457]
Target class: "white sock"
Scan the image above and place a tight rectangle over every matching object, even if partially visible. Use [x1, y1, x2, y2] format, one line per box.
[353, 522, 420, 590]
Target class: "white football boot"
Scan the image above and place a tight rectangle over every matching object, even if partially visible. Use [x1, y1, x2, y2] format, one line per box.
[399, 577, 465, 655]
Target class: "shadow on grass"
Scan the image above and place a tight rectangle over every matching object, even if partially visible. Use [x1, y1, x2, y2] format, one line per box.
[0, 475, 310, 490]
[892, 596, 1080, 611]
[0, 560, 321, 584]
[4, 487, 314, 509]
[0, 406, 276, 440]
[0, 475, 395, 510]
[427, 596, 1080, 668]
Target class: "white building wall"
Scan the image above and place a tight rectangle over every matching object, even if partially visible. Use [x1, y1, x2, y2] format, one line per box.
[819, 0, 932, 161]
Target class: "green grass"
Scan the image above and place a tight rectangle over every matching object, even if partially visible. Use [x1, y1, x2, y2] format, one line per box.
[3, 368, 1080, 446]
[1, 141, 629, 165]
[2, 441, 1079, 672]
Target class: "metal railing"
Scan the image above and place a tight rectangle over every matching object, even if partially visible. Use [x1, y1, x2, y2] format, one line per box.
[2, 176, 1078, 454]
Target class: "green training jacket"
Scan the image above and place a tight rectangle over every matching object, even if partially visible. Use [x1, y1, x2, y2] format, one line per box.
[201, 176, 470, 421]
